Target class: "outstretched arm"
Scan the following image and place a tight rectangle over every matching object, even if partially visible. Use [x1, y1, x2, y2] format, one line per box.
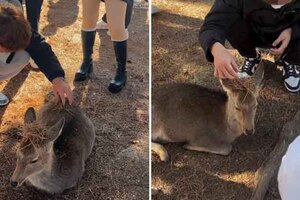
[199, 0, 243, 79]
[25, 30, 73, 105]
[199, 0, 243, 62]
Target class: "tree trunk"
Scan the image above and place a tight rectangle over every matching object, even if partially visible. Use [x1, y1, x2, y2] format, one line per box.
[251, 111, 300, 200]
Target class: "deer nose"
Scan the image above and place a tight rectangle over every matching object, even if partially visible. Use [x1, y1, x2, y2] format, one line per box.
[10, 181, 18, 188]
[245, 129, 254, 135]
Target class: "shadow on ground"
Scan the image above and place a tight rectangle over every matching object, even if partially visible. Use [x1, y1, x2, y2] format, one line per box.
[41, 0, 79, 36]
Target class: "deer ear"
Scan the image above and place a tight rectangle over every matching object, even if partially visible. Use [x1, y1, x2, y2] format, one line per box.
[220, 79, 235, 93]
[252, 61, 265, 96]
[24, 107, 36, 124]
[47, 118, 65, 142]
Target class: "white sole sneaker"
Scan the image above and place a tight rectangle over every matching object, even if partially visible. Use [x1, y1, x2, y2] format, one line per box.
[29, 58, 39, 69]
[284, 82, 300, 93]
[237, 71, 251, 79]
[0, 93, 9, 106]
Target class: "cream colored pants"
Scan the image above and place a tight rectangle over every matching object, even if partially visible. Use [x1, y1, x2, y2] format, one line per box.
[82, 0, 128, 41]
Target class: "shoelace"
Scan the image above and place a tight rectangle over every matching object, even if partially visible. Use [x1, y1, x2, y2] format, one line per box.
[284, 64, 298, 76]
[242, 58, 255, 72]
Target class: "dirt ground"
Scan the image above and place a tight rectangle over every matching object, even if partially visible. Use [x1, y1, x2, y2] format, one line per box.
[0, 1, 149, 200]
[152, 0, 300, 199]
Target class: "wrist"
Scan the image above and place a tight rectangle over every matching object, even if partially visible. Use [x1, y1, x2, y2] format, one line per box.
[52, 77, 65, 84]
[211, 42, 224, 57]
[285, 28, 292, 38]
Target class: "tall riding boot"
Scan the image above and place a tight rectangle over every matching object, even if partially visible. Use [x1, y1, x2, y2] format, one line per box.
[108, 40, 127, 93]
[74, 30, 96, 82]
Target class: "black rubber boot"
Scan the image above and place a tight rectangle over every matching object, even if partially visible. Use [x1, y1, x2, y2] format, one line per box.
[74, 30, 96, 82]
[108, 41, 127, 93]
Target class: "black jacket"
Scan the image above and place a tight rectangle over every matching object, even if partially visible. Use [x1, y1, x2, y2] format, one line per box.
[199, 0, 300, 62]
[25, 30, 65, 81]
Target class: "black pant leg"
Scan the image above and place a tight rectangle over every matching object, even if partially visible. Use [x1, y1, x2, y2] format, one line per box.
[25, 0, 43, 31]
[226, 19, 263, 58]
[124, 0, 133, 28]
[283, 39, 300, 65]
[226, 20, 257, 58]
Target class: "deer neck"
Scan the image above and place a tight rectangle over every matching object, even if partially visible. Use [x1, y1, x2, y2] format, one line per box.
[225, 98, 244, 138]
[35, 148, 57, 176]
[45, 147, 59, 173]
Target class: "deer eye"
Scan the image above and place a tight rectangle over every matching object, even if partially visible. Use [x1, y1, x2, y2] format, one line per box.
[235, 107, 241, 111]
[30, 158, 38, 164]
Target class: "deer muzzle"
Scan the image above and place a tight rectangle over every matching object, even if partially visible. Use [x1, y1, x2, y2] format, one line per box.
[10, 181, 18, 188]
[245, 128, 254, 135]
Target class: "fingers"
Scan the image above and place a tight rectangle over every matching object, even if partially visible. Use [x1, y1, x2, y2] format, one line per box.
[270, 40, 288, 55]
[271, 31, 291, 55]
[227, 63, 238, 78]
[219, 61, 238, 79]
[222, 67, 235, 79]
[54, 91, 60, 103]
[59, 91, 66, 106]
[272, 32, 285, 47]
[270, 48, 281, 55]
[215, 65, 237, 79]
[272, 37, 282, 47]
[52, 79, 74, 106]
[213, 48, 238, 79]
[231, 60, 239, 73]
[55, 90, 73, 106]
[270, 49, 282, 55]
[65, 89, 74, 105]
[218, 70, 226, 79]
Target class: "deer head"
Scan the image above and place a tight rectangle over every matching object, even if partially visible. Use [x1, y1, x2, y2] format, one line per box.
[220, 62, 265, 135]
[10, 107, 65, 188]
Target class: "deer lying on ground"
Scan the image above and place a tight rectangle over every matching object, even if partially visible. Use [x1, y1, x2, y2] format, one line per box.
[11, 99, 95, 194]
[152, 62, 265, 161]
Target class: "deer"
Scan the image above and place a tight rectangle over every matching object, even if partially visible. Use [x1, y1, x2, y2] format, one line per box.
[10, 99, 95, 194]
[151, 62, 265, 162]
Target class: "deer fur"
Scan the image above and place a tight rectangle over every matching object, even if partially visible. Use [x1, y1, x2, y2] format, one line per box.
[152, 62, 265, 161]
[11, 99, 95, 194]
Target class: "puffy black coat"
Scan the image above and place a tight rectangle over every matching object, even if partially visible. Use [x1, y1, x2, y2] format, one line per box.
[199, 0, 300, 61]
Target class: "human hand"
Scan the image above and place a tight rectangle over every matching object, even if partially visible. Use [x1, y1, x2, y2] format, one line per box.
[211, 42, 239, 79]
[270, 28, 292, 55]
[52, 77, 74, 105]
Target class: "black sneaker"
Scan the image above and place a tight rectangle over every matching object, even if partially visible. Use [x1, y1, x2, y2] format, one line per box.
[281, 60, 300, 92]
[238, 53, 261, 78]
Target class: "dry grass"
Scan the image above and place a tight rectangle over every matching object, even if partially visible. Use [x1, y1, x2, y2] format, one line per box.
[152, 0, 300, 199]
[0, 1, 149, 199]
[21, 122, 48, 147]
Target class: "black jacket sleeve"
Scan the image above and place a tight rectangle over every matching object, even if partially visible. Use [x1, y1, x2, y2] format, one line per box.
[199, 0, 243, 62]
[25, 30, 65, 82]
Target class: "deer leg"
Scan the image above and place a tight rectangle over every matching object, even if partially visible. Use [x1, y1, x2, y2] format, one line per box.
[152, 142, 169, 162]
[25, 179, 33, 187]
[183, 143, 232, 156]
